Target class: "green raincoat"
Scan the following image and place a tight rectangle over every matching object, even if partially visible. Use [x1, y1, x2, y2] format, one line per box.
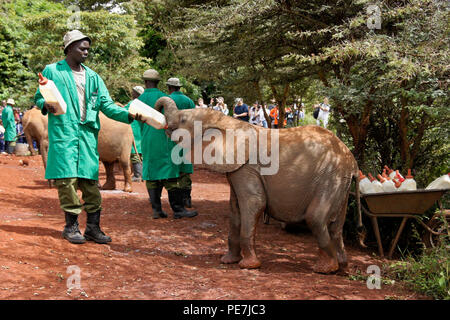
[125, 101, 142, 154]
[169, 91, 195, 174]
[138, 88, 184, 181]
[1, 105, 16, 142]
[34, 59, 132, 180]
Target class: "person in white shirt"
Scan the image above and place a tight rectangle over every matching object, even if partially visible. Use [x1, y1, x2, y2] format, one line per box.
[316, 97, 331, 128]
[195, 98, 208, 109]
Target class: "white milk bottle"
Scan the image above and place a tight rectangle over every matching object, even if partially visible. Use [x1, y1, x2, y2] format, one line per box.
[368, 173, 383, 193]
[426, 173, 450, 190]
[359, 171, 375, 194]
[398, 169, 417, 191]
[128, 99, 167, 130]
[38, 73, 67, 115]
[378, 174, 396, 192]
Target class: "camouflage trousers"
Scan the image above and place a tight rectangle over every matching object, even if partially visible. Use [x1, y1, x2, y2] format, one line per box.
[145, 172, 192, 191]
[55, 178, 102, 215]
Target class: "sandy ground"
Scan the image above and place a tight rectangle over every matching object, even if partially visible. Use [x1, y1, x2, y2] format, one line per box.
[0, 154, 427, 300]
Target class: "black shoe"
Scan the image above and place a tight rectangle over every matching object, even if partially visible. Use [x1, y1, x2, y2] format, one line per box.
[169, 189, 198, 219]
[183, 189, 192, 208]
[84, 210, 112, 244]
[131, 162, 143, 182]
[62, 212, 86, 244]
[147, 187, 168, 219]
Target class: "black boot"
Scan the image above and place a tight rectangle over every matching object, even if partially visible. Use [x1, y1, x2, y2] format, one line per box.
[147, 187, 168, 219]
[183, 189, 192, 208]
[169, 189, 198, 219]
[62, 212, 86, 244]
[84, 210, 112, 244]
[132, 162, 143, 182]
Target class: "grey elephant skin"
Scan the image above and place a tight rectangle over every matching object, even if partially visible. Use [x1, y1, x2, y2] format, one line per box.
[154, 96, 362, 274]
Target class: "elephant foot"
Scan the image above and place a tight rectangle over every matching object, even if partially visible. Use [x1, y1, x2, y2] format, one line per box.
[220, 252, 242, 264]
[313, 249, 339, 274]
[102, 181, 116, 190]
[238, 256, 261, 269]
[123, 183, 132, 193]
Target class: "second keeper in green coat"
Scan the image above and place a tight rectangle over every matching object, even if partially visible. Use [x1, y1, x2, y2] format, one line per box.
[166, 77, 195, 208]
[137, 69, 197, 219]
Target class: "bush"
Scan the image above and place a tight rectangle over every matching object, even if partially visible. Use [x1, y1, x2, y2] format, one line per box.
[385, 235, 449, 300]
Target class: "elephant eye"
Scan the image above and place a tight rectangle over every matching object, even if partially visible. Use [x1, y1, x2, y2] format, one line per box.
[180, 116, 187, 124]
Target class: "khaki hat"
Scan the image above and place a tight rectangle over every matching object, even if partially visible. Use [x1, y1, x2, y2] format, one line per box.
[132, 86, 144, 95]
[142, 69, 161, 81]
[63, 30, 91, 51]
[166, 77, 182, 87]
[6, 98, 15, 106]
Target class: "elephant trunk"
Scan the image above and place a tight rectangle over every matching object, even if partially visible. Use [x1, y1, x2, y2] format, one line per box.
[154, 97, 179, 131]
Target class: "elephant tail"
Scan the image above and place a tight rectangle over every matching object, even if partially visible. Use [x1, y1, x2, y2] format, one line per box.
[354, 171, 367, 248]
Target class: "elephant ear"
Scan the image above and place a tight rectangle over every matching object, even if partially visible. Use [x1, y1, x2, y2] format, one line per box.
[192, 111, 258, 173]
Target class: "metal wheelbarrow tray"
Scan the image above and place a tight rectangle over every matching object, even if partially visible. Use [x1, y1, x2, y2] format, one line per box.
[360, 188, 449, 258]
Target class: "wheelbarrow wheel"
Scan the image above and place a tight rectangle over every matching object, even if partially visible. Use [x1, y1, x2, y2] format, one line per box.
[422, 214, 449, 248]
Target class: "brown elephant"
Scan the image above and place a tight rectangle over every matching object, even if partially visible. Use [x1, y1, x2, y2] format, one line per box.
[152, 97, 363, 274]
[22, 108, 134, 192]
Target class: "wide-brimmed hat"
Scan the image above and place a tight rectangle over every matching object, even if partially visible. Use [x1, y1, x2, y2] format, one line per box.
[132, 86, 144, 95]
[142, 69, 161, 81]
[63, 30, 91, 51]
[6, 98, 15, 106]
[166, 77, 182, 87]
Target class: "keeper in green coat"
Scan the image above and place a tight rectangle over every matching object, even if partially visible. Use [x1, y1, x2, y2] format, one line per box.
[166, 77, 195, 208]
[135, 69, 197, 219]
[34, 30, 136, 245]
[1, 98, 17, 154]
[124, 85, 145, 182]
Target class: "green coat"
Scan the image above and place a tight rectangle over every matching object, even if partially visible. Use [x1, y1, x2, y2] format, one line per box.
[139, 88, 184, 181]
[169, 91, 194, 174]
[34, 59, 132, 180]
[125, 101, 142, 154]
[1, 105, 16, 142]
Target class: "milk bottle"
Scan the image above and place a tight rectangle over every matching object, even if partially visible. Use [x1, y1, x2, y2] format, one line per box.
[38, 73, 67, 115]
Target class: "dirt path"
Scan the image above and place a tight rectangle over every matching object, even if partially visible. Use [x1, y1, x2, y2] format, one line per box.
[0, 154, 426, 300]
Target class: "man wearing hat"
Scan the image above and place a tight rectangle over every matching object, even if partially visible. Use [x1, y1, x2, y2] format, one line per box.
[1, 98, 17, 154]
[137, 70, 197, 219]
[124, 85, 145, 182]
[166, 77, 196, 209]
[34, 30, 136, 244]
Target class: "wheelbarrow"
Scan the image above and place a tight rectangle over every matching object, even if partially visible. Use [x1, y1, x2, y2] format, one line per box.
[360, 188, 449, 259]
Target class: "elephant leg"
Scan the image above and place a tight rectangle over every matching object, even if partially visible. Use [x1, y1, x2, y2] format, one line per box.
[101, 161, 116, 190]
[228, 170, 266, 269]
[329, 193, 349, 271]
[221, 184, 242, 264]
[305, 197, 339, 274]
[25, 133, 37, 156]
[119, 156, 132, 193]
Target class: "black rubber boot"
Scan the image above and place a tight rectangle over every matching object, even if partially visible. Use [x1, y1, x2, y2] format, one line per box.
[169, 189, 198, 219]
[131, 162, 143, 182]
[62, 212, 86, 244]
[183, 189, 192, 208]
[147, 187, 168, 219]
[84, 211, 112, 244]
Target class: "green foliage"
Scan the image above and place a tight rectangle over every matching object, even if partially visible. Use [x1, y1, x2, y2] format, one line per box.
[386, 241, 450, 300]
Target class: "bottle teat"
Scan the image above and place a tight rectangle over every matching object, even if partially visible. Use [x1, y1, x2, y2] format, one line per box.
[394, 179, 402, 188]
[384, 165, 393, 175]
[38, 73, 48, 85]
[359, 170, 366, 181]
[368, 173, 376, 182]
[377, 174, 386, 183]
[406, 169, 414, 179]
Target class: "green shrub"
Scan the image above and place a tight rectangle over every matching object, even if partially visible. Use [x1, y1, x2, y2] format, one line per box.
[385, 238, 450, 300]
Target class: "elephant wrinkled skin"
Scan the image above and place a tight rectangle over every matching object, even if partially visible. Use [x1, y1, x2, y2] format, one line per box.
[154, 97, 362, 274]
[22, 108, 134, 192]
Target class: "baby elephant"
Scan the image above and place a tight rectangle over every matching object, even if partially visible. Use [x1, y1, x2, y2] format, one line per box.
[154, 97, 362, 274]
